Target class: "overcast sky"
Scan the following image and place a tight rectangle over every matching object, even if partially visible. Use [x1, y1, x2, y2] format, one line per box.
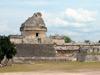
[0, 0, 100, 41]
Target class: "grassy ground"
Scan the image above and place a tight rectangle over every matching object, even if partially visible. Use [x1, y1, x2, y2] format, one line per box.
[0, 61, 100, 72]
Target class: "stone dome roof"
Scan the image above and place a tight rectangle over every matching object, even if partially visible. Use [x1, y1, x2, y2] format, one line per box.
[20, 12, 46, 31]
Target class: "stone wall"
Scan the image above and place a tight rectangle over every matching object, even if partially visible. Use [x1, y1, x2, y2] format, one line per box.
[10, 38, 22, 44]
[85, 55, 100, 62]
[52, 39, 65, 44]
[77, 54, 100, 62]
[14, 44, 78, 62]
[15, 44, 56, 57]
[14, 44, 100, 62]
[13, 57, 77, 63]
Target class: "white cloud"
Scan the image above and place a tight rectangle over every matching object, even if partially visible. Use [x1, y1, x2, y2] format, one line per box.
[75, 27, 93, 33]
[65, 8, 97, 23]
[42, 12, 70, 28]
[40, 8, 99, 41]
[65, 8, 77, 17]
[66, 31, 80, 36]
[46, 17, 69, 27]
[42, 8, 97, 29]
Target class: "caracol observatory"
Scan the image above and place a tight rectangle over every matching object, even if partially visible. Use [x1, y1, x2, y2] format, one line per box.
[10, 12, 48, 44]
[20, 12, 47, 44]
[10, 12, 65, 44]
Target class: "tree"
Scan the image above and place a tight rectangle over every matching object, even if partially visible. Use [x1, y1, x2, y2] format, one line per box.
[0, 47, 4, 64]
[64, 36, 72, 43]
[84, 40, 90, 44]
[98, 40, 100, 43]
[0, 36, 17, 65]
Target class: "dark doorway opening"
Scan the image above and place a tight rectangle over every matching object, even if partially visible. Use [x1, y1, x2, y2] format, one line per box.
[36, 33, 39, 37]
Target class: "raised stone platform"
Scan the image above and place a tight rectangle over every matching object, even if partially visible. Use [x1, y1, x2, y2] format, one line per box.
[15, 44, 56, 57]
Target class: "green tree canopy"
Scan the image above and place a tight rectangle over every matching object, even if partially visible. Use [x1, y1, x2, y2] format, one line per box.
[64, 36, 72, 43]
[0, 36, 17, 64]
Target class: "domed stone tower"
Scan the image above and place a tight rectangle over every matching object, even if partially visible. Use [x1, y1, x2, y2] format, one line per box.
[20, 12, 47, 44]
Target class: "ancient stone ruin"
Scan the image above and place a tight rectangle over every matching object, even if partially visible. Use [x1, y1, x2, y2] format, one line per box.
[9, 12, 100, 62]
[10, 12, 48, 44]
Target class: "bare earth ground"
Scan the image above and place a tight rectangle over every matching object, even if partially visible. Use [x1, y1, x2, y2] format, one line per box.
[0, 71, 100, 75]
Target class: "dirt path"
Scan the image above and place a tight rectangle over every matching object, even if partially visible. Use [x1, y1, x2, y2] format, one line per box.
[0, 71, 100, 75]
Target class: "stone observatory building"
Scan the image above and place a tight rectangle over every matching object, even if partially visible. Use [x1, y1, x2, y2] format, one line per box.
[10, 12, 49, 44]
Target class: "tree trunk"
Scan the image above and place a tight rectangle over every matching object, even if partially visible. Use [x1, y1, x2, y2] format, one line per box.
[1, 57, 9, 66]
[0, 59, 4, 67]
[4, 58, 9, 66]
[0, 60, 1, 64]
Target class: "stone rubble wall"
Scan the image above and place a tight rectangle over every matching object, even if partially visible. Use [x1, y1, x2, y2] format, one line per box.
[85, 55, 100, 62]
[13, 57, 77, 63]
